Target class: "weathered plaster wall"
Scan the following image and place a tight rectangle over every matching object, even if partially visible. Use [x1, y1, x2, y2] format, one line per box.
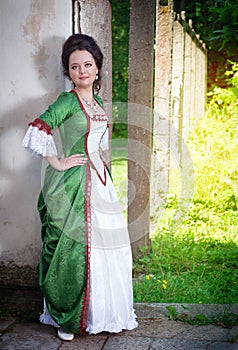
[0, 0, 72, 267]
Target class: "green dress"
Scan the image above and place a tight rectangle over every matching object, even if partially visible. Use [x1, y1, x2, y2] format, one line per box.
[23, 90, 138, 334]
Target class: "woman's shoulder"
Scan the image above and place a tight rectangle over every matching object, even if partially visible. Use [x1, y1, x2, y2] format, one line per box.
[49, 90, 79, 112]
[57, 90, 77, 102]
[42, 91, 79, 122]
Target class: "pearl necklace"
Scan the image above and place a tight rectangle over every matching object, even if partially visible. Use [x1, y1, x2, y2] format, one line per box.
[82, 97, 98, 112]
[74, 88, 98, 112]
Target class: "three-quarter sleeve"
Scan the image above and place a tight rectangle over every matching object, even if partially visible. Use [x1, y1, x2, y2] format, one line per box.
[22, 118, 57, 157]
[22, 92, 75, 158]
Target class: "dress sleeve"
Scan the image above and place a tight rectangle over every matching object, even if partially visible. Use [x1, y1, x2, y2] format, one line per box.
[22, 118, 57, 157]
[22, 92, 74, 157]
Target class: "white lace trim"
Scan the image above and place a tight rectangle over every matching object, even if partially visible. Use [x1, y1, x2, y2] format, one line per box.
[22, 125, 57, 157]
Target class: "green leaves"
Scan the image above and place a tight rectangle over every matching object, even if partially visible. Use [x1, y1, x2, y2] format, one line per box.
[111, 0, 130, 103]
[209, 0, 238, 56]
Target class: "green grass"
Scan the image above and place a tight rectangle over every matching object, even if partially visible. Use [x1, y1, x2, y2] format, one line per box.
[112, 86, 238, 304]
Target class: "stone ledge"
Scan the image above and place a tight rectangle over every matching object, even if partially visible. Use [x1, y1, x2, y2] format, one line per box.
[135, 302, 238, 319]
[1, 285, 237, 321]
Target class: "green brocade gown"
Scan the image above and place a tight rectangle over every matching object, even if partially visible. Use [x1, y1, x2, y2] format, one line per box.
[22, 90, 138, 335]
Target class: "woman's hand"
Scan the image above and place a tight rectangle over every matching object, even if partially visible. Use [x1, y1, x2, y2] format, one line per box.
[45, 154, 87, 171]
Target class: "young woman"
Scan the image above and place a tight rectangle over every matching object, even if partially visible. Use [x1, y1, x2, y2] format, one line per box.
[23, 33, 138, 341]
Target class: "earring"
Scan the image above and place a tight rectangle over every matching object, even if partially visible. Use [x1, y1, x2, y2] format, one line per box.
[95, 73, 98, 80]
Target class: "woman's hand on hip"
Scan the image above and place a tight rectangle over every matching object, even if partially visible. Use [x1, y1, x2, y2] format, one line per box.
[45, 154, 87, 171]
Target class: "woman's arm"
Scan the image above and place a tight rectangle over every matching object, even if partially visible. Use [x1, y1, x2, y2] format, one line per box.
[46, 154, 87, 171]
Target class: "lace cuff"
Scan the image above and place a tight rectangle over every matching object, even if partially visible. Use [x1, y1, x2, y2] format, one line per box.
[22, 119, 57, 157]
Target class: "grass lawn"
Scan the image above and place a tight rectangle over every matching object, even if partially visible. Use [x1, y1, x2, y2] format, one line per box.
[111, 106, 238, 304]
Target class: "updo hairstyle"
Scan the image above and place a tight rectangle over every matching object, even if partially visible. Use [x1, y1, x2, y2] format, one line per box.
[61, 33, 103, 93]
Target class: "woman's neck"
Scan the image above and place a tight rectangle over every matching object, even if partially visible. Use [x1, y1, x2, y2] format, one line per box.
[75, 87, 94, 101]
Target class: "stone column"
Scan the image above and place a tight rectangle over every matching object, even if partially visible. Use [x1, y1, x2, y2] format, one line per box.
[170, 13, 185, 168]
[190, 26, 197, 125]
[182, 20, 192, 141]
[75, 0, 112, 163]
[150, 0, 173, 231]
[75, 0, 112, 106]
[128, 0, 155, 256]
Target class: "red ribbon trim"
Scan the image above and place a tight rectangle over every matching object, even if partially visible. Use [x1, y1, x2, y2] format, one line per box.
[29, 118, 52, 135]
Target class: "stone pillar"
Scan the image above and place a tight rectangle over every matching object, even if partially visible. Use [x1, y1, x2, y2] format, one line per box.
[170, 13, 184, 168]
[128, 0, 155, 256]
[182, 18, 192, 141]
[196, 39, 207, 120]
[150, 0, 173, 231]
[190, 26, 197, 125]
[202, 42, 208, 118]
[74, 0, 112, 162]
[74, 0, 112, 106]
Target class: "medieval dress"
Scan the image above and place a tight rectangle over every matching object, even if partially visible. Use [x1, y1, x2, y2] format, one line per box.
[22, 90, 138, 334]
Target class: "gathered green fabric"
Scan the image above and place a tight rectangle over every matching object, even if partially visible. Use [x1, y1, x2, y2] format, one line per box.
[35, 91, 103, 334]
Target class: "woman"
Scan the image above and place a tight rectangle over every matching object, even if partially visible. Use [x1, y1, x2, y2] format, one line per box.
[22, 33, 138, 341]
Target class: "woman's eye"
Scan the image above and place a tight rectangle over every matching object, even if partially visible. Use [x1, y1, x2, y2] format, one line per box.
[85, 63, 92, 68]
[71, 65, 78, 70]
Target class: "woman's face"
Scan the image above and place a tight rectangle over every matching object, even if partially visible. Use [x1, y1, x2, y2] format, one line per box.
[69, 50, 98, 91]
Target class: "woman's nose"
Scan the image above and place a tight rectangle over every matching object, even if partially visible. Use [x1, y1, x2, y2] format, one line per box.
[79, 66, 85, 74]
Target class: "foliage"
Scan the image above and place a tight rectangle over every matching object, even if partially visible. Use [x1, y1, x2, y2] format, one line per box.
[206, 61, 238, 119]
[111, 0, 130, 103]
[181, 0, 238, 56]
[182, 0, 238, 88]
[111, 0, 130, 138]
[209, 0, 238, 57]
[180, 0, 216, 49]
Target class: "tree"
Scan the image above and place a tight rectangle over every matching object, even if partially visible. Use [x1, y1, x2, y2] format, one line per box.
[111, 0, 130, 138]
[111, 0, 130, 102]
[209, 0, 238, 57]
[179, 0, 238, 88]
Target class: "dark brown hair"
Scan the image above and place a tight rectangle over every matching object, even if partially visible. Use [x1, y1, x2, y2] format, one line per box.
[61, 33, 103, 93]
